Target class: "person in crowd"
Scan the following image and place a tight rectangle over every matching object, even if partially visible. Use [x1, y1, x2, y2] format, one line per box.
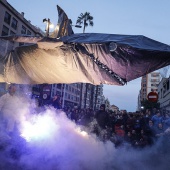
[51, 94, 61, 109]
[145, 120, 156, 145]
[79, 108, 94, 126]
[108, 111, 116, 134]
[151, 108, 158, 116]
[121, 110, 129, 126]
[94, 104, 110, 139]
[71, 109, 79, 123]
[95, 104, 110, 130]
[144, 109, 152, 125]
[162, 113, 170, 130]
[137, 129, 149, 148]
[0, 84, 21, 134]
[151, 111, 163, 127]
[125, 113, 135, 133]
[133, 114, 142, 134]
[155, 123, 165, 138]
[139, 112, 147, 129]
[66, 108, 72, 119]
[114, 114, 125, 140]
[124, 131, 133, 145]
[131, 129, 140, 147]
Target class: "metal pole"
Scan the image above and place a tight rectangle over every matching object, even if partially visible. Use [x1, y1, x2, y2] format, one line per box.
[46, 18, 50, 37]
[62, 84, 66, 109]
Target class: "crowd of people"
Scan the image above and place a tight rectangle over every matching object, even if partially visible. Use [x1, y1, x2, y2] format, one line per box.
[63, 104, 170, 148]
[0, 84, 170, 150]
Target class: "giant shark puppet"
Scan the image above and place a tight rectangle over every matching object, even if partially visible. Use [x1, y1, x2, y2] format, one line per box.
[0, 5, 170, 85]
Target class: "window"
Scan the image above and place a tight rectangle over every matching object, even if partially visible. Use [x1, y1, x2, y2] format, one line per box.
[57, 84, 62, 89]
[11, 18, 18, 30]
[68, 94, 70, 99]
[151, 73, 159, 77]
[4, 11, 11, 25]
[27, 30, 31, 35]
[151, 79, 159, 82]
[56, 91, 61, 96]
[151, 84, 159, 87]
[69, 86, 71, 91]
[21, 25, 26, 34]
[1, 25, 9, 36]
[71, 95, 73, 100]
[65, 93, 67, 98]
[77, 84, 80, 88]
[72, 88, 74, 93]
[10, 30, 15, 35]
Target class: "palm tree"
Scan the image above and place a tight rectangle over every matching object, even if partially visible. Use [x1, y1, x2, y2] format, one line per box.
[76, 12, 94, 109]
[76, 12, 94, 33]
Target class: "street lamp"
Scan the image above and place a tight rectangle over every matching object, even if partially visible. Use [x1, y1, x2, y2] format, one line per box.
[43, 18, 54, 37]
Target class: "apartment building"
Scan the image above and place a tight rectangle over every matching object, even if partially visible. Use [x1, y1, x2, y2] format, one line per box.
[158, 77, 170, 112]
[0, 0, 43, 57]
[49, 83, 104, 110]
[50, 83, 81, 109]
[0, 0, 44, 95]
[138, 71, 161, 110]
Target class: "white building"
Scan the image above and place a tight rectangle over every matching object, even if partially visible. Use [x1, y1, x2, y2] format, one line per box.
[138, 71, 161, 110]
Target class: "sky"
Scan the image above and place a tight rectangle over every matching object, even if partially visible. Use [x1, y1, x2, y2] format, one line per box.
[7, 0, 170, 112]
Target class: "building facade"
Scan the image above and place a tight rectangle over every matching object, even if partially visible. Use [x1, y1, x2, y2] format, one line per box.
[0, 0, 44, 95]
[0, 0, 43, 57]
[138, 71, 161, 110]
[158, 77, 170, 112]
[49, 83, 104, 110]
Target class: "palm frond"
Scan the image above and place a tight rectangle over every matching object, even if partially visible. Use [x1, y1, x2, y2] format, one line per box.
[85, 23, 88, 26]
[76, 11, 94, 32]
[89, 21, 94, 26]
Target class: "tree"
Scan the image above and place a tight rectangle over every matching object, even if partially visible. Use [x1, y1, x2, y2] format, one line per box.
[141, 99, 160, 112]
[76, 12, 94, 109]
[76, 12, 94, 33]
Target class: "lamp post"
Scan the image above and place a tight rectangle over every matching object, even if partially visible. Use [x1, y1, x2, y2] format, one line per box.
[141, 106, 144, 111]
[43, 18, 52, 37]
